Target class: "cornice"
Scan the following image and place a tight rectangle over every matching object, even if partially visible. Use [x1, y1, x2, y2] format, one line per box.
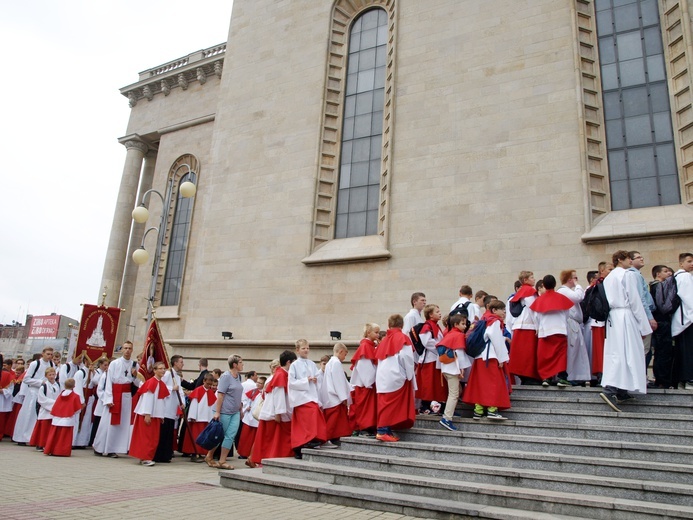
[120, 43, 225, 107]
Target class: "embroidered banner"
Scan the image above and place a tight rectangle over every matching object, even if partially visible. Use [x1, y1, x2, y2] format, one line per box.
[138, 318, 170, 380]
[76, 304, 121, 363]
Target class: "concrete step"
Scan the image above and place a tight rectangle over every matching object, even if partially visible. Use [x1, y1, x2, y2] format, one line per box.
[509, 385, 693, 404]
[415, 415, 693, 446]
[507, 394, 693, 414]
[255, 458, 693, 520]
[392, 427, 693, 465]
[219, 467, 587, 520]
[497, 407, 693, 430]
[302, 448, 693, 506]
[339, 437, 693, 485]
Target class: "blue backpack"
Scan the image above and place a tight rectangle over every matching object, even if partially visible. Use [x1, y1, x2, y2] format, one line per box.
[464, 319, 489, 358]
[195, 419, 224, 450]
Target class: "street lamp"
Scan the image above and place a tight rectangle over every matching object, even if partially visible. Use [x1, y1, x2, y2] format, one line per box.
[131, 164, 197, 325]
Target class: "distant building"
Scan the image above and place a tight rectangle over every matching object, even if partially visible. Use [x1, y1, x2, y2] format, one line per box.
[0, 314, 78, 359]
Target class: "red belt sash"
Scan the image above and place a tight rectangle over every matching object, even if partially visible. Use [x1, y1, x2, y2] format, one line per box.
[110, 383, 131, 425]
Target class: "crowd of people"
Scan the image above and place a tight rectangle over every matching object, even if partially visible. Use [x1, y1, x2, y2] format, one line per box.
[1, 248, 691, 464]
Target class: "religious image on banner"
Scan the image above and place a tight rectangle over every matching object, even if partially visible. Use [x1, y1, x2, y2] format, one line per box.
[65, 325, 79, 362]
[138, 318, 170, 381]
[75, 304, 121, 364]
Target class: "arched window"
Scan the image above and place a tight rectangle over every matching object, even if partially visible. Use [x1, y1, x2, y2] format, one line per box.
[161, 156, 198, 307]
[595, 0, 679, 210]
[335, 8, 388, 238]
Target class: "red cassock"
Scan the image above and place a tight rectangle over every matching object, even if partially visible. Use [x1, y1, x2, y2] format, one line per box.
[463, 358, 512, 409]
[592, 326, 605, 374]
[5, 403, 22, 438]
[180, 386, 216, 455]
[128, 378, 169, 461]
[415, 321, 448, 402]
[377, 379, 416, 430]
[0, 370, 13, 438]
[251, 420, 292, 461]
[30, 419, 52, 448]
[236, 424, 257, 458]
[324, 403, 352, 439]
[537, 334, 569, 380]
[509, 329, 539, 379]
[291, 401, 327, 449]
[44, 392, 82, 457]
[349, 386, 377, 431]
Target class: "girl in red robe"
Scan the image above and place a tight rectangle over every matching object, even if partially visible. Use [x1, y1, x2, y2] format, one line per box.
[44, 378, 83, 456]
[129, 363, 169, 466]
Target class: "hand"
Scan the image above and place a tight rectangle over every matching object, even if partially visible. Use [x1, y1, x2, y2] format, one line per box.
[144, 414, 151, 425]
[106, 403, 114, 408]
[275, 414, 281, 423]
[498, 362, 504, 368]
[649, 319, 658, 331]
[213, 412, 220, 420]
[308, 376, 317, 384]
[131, 368, 137, 377]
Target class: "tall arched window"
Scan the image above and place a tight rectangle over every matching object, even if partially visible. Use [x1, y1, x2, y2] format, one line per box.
[595, 0, 679, 210]
[335, 8, 388, 238]
[161, 157, 198, 307]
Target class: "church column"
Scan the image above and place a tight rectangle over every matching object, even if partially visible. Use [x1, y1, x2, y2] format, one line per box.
[99, 136, 148, 308]
[117, 149, 157, 344]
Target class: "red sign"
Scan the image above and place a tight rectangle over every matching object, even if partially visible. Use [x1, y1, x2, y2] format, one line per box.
[28, 315, 61, 338]
[75, 304, 122, 364]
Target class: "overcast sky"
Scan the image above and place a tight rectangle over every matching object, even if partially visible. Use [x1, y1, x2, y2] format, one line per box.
[0, 0, 233, 326]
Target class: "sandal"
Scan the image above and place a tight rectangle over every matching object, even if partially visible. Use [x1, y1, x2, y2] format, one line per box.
[217, 462, 233, 470]
[205, 459, 220, 468]
[245, 459, 257, 468]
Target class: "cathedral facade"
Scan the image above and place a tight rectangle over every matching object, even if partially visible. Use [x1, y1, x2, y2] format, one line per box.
[102, 0, 693, 345]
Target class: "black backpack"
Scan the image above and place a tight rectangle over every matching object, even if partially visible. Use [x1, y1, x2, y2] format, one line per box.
[585, 282, 610, 322]
[409, 322, 427, 356]
[508, 299, 524, 318]
[449, 301, 471, 319]
[654, 272, 683, 320]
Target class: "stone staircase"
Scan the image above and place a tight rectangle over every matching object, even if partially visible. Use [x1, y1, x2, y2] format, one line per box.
[219, 386, 693, 519]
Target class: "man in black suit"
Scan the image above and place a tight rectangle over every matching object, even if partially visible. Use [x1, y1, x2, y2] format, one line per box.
[181, 358, 209, 390]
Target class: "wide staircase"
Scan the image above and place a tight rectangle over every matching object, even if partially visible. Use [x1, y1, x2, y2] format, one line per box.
[219, 386, 693, 519]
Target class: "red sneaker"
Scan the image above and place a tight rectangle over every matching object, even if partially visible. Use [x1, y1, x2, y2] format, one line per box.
[375, 433, 399, 442]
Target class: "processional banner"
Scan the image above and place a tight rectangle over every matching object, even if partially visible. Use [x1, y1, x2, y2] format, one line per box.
[76, 304, 121, 364]
[138, 318, 171, 380]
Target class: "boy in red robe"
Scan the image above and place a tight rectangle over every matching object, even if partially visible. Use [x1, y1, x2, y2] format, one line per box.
[415, 304, 448, 411]
[44, 378, 83, 456]
[349, 323, 379, 436]
[530, 274, 574, 387]
[29, 367, 60, 450]
[375, 314, 416, 442]
[128, 362, 169, 466]
[182, 372, 216, 461]
[508, 271, 540, 381]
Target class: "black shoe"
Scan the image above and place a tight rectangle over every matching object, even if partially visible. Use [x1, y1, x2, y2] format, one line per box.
[599, 392, 622, 412]
[617, 394, 636, 404]
[294, 450, 303, 460]
[93, 450, 102, 456]
[16, 442, 26, 447]
[107, 453, 119, 458]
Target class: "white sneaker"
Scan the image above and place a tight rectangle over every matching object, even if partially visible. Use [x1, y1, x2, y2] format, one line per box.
[141, 460, 155, 466]
[321, 441, 339, 449]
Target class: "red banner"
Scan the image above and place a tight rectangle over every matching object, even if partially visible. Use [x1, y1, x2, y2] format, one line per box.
[138, 318, 170, 380]
[76, 304, 121, 364]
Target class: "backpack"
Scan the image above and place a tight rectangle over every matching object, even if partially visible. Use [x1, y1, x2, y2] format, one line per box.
[195, 418, 224, 450]
[508, 299, 524, 318]
[449, 301, 471, 319]
[409, 322, 427, 356]
[585, 282, 610, 322]
[654, 273, 682, 318]
[464, 319, 489, 358]
[436, 344, 457, 364]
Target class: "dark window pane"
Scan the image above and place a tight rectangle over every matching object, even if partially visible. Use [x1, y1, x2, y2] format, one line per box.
[646, 55, 665, 82]
[613, 4, 639, 32]
[620, 58, 646, 87]
[653, 112, 673, 141]
[643, 27, 663, 56]
[630, 177, 659, 208]
[660, 175, 682, 205]
[599, 37, 617, 65]
[342, 116, 355, 140]
[339, 164, 351, 188]
[355, 92, 374, 115]
[369, 159, 381, 184]
[650, 82, 670, 112]
[596, 9, 613, 35]
[624, 114, 652, 146]
[370, 136, 383, 159]
[617, 32, 643, 61]
[337, 189, 349, 214]
[374, 66, 386, 89]
[341, 141, 352, 164]
[354, 113, 372, 138]
[641, 0, 659, 26]
[335, 213, 347, 239]
[602, 63, 619, 90]
[361, 28, 377, 50]
[622, 87, 648, 117]
[376, 45, 387, 67]
[604, 91, 622, 120]
[656, 144, 677, 177]
[606, 120, 625, 148]
[366, 210, 378, 235]
[347, 211, 367, 236]
[347, 54, 359, 75]
[346, 73, 357, 95]
[359, 48, 376, 70]
[608, 150, 627, 181]
[367, 185, 380, 210]
[352, 138, 371, 161]
[351, 161, 369, 187]
[611, 179, 630, 210]
[627, 146, 656, 178]
[371, 110, 383, 135]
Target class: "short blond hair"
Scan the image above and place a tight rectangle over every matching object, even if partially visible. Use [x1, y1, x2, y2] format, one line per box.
[295, 339, 309, 349]
[363, 323, 380, 338]
[333, 343, 348, 355]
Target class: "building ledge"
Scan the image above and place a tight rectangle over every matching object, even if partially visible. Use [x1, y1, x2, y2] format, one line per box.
[581, 204, 693, 243]
[302, 235, 391, 266]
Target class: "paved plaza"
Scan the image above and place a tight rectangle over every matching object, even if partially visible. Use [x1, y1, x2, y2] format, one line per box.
[0, 441, 418, 520]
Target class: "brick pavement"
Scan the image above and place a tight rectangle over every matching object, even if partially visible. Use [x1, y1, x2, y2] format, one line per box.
[0, 441, 419, 520]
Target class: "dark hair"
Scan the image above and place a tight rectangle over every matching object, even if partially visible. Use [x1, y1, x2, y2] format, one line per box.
[203, 372, 215, 382]
[459, 285, 473, 297]
[542, 274, 557, 291]
[475, 290, 488, 300]
[612, 250, 629, 267]
[410, 292, 425, 306]
[628, 250, 641, 261]
[514, 280, 522, 290]
[651, 265, 668, 278]
[448, 313, 467, 330]
[199, 358, 209, 368]
[279, 350, 297, 366]
[586, 270, 598, 284]
[483, 294, 497, 308]
[535, 280, 544, 291]
[388, 314, 404, 329]
[679, 252, 693, 262]
[171, 355, 183, 365]
[245, 370, 257, 380]
[488, 299, 506, 312]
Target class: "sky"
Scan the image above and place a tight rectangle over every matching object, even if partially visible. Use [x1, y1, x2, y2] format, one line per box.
[0, 0, 234, 326]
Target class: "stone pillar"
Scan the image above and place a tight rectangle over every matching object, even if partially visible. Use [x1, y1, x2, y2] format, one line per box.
[117, 149, 157, 344]
[99, 136, 148, 308]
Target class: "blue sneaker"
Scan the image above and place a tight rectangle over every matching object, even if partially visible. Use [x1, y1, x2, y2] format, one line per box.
[439, 418, 457, 431]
